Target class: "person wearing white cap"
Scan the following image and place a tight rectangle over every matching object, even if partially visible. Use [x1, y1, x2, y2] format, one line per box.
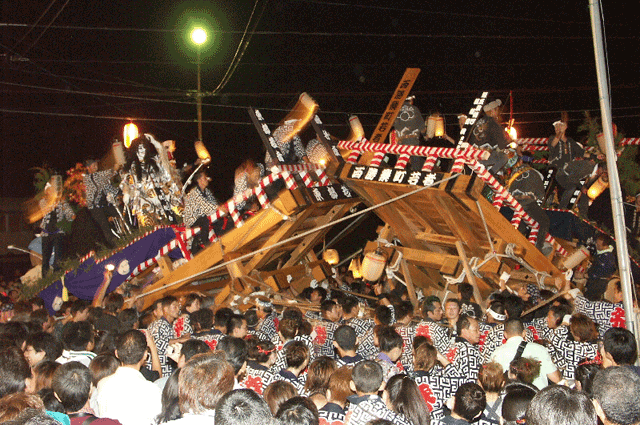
[468, 99, 511, 173]
[548, 121, 596, 211]
[394, 96, 426, 170]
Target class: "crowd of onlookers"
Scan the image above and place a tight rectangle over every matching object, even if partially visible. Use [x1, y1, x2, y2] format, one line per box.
[0, 270, 639, 425]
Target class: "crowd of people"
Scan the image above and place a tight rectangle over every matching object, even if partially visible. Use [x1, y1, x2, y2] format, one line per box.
[0, 267, 639, 425]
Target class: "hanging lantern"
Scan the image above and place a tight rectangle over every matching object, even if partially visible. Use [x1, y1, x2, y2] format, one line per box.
[348, 257, 362, 279]
[195, 140, 211, 163]
[123, 123, 139, 149]
[506, 126, 518, 140]
[322, 249, 340, 266]
[361, 249, 387, 282]
[348, 115, 365, 141]
[426, 114, 445, 139]
[587, 173, 609, 200]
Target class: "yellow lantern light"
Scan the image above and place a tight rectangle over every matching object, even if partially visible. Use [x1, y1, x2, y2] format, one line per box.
[506, 126, 518, 140]
[426, 114, 445, 138]
[348, 258, 362, 279]
[322, 249, 340, 266]
[123, 123, 139, 148]
[194, 140, 211, 163]
[587, 174, 609, 200]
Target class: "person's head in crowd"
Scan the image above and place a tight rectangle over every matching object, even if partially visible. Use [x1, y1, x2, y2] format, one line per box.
[309, 287, 327, 304]
[13, 301, 34, 322]
[216, 336, 248, 378]
[574, 358, 603, 395]
[374, 305, 393, 326]
[526, 385, 597, 425]
[592, 366, 640, 425]
[117, 308, 139, 331]
[215, 388, 273, 425]
[351, 360, 384, 395]
[601, 327, 638, 368]
[248, 338, 277, 367]
[157, 369, 181, 424]
[88, 353, 120, 386]
[327, 366, 354, 407]
[178, 353, 234, 415]
[383, 373, 430, 425]
[422, 295, 443, 322]
[0, 321, 29, 348]
[503, 295, 525, 321]
[23, 332, 62, 367]
[126, 285, 146, 313]
[160, 295, 180, 324]
[503, 319, 525, 339]
[114, 329, 148, 367]
[51, 361, 93, 414]
[183, 293, 202, 314]
[367, 420, 393, 425]
[244, 308, 259, 331]
[341, 296, 360, 320]
[177, 339, 211, 369]
[444, 298, 461, 324]
[508, 357, 541, 385]
[279, 318, 299, 343]
[191, 308, 214, 333]
[94, 329, 119, 355]
[457, 315, 480, 345]
[304, 356, 337, 402]
[321, 300, 341, 322]
[256, 297, 274, 320]
[458, 283, 474, 303]
[281, 307, 304, 324]
[0, 392, 45, 423]
[226, 314, 248, 338]
[569, 313, 599, 343]
[263, 380, 298, 415]
[30, 297, 45, 311]
[394, 300, 413, 325]
[333, 324, 358, 356]
[27, 360, 59, 394]
[275, 396, 319, 425]
[104, 292, 124, 316]
[376, 325, 403, 362]
[450, 382, 486, 423]
[60, 321, 94, 352]
[284, 340, 310, 376]
[492, 295, 512, 318]
[547, 304, 572, 330]
[413, 341, 438, 372]
[478, 362, 505, 395]
[501, 382, 538, 425]
[150, 299, 164, 320]
[595, 233, 613, 251]
[29, 309, 53, 333]
[0, 346, 32, 398]
[214, 307, 234, 333]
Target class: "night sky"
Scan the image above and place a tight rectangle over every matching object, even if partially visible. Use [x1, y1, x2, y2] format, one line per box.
[2, 1, 639, 201]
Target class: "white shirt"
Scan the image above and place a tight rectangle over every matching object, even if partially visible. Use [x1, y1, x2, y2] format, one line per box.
[490, 336, 558, 390]
[95, 366, 162, 425]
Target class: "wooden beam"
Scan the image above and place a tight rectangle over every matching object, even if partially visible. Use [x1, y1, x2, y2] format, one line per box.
[436, 196, 482, 253]
[399, 259, 419, 308]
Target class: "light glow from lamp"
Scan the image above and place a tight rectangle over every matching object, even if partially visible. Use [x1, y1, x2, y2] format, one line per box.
[123, 123, 139, 148]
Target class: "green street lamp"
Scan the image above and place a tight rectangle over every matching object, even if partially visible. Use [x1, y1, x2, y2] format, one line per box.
[190, 27, 207, 142]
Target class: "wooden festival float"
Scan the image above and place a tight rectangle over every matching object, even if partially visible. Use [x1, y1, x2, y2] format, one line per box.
[37, 68, 635, 314]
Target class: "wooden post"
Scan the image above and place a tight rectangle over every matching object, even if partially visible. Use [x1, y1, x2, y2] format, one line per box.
[400, 258, 419, 309]
[455, 240, 484, 307]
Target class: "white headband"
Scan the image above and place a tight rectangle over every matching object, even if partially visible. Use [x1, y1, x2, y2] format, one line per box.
[487, 308, 507, 322]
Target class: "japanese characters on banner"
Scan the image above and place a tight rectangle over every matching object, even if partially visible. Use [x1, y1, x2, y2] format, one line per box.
[305, 184, 355, 203]
[457, 92, 489, 147]
[347, 164, 446, 188]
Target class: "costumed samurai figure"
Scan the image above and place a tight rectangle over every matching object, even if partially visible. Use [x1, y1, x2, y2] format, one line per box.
[505, 152, 551, 254]
[183, 171, 227, 256]
[120, 134, 182, 226]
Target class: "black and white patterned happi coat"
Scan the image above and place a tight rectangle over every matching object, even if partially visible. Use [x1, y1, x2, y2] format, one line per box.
[446, 337, 482, 382]
[573, 295, 626, 337]
[549, 326, 599, 380]
[345, 395, 412, 425]
[182, 186, 220, 228]
[412, 363, 470, 421]
[413, 320, 453, 356]
[240, 362, 277, 395]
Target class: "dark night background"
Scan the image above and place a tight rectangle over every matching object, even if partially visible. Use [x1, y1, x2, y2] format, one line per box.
[1, 0, 639, 202]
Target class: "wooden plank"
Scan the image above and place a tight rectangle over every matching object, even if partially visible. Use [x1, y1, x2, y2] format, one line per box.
[399, 259, 419, 308]
[435, 196, 482, 253]
[369, 68, 421, 145]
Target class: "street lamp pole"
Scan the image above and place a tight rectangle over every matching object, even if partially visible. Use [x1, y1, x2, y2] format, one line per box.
[190, 27, 207, 142]
[196, 47, 203, 142]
